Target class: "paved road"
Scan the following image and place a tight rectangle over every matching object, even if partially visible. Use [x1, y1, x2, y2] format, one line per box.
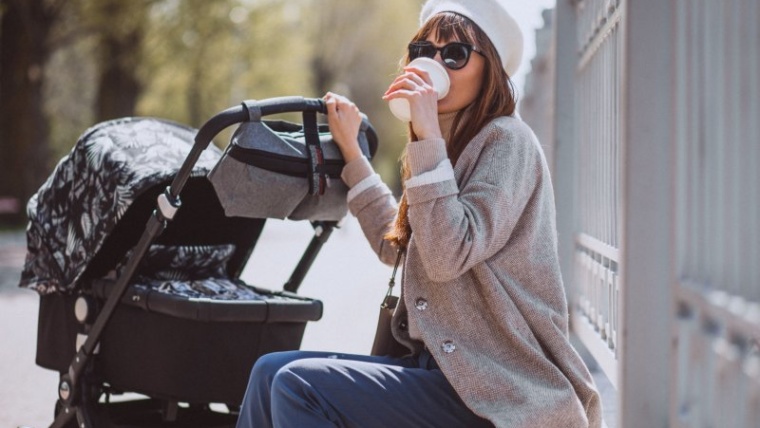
[0, 218, 390, 427]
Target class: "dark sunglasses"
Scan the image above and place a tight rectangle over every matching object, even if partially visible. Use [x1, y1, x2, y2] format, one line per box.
[408, 41, 484, 70]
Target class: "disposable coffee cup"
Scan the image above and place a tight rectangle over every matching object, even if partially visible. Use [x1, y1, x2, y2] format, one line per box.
[388, 57, 450, 122]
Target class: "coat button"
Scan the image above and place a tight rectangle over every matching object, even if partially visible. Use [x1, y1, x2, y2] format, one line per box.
[442, 340, 456, 354]
[415, 298, 428, 311]
[399, 321, 408, 331]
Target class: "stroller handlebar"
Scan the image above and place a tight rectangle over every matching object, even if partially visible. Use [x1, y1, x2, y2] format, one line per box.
[255, 96, 327, 116]
[169, 97, 333, 201]
[195, 97, 327, 149]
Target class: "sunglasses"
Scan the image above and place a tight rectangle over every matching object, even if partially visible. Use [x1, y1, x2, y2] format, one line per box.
[408, 41, 484, 70]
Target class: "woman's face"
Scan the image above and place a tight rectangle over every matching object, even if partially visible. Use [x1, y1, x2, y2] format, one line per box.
[425, 34, 486, 114]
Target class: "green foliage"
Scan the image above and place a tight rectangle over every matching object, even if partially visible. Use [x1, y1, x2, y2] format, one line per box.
[43, 0, 423, 187]
[138, 1, 312, 127]
[297, 0, 422, 185]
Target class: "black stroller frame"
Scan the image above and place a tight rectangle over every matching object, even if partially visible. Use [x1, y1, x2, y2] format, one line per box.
[46, 97, 349, 428]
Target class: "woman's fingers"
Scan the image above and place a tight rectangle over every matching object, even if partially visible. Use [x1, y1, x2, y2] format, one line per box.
[383, 78, 436, 100]
[325, 92, 360, 114]
[391, 67, 432, 91]
[383, 72, 431, 97]
[404, 66, 432, 86]
[382, 70, 441, 140]
[323, 92, 363, 163]
[382, 81, 437, 102]
[324, 92, 358, 118]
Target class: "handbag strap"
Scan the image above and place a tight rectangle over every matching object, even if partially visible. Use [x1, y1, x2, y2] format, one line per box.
[381, 249, 404, 309]
[302, 110, 326, 196]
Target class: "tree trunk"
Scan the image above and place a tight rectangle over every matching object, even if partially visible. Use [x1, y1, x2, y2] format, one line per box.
[0, 0, 55, 226]
[187, 63, 203, 127]
[94, 7, 143, 122]
[311, 56, 334, 98]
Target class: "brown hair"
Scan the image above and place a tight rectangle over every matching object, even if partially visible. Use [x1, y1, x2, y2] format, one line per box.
[385, 12, 518, 249]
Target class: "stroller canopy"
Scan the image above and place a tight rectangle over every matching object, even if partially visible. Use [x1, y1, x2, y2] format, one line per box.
[20, 118, 221, 295]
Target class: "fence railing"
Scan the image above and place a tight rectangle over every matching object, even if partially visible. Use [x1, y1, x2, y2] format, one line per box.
[571, 0, 624, 389]
[551, 0, 759, 426]
[671, 0, 760, 426]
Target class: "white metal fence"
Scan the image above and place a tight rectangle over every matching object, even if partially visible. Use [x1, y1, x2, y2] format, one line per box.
[570, 0, 624, 389]
[549, 0, 760, 426]
[672, 0, 760, 426]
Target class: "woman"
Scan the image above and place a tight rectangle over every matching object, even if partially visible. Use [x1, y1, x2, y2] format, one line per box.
[236, 1, 602, 427]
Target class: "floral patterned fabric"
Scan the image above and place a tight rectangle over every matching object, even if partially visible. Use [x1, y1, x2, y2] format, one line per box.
[19, 118, 222, 295]
[118, 244, 291, 301]
[132, 279, 270, 301]
[132, 244, 236, 282]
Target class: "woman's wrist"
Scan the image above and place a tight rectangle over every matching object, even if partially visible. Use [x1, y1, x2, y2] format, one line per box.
[414, 127, 443, 141]
[340, 142, 363, 163]
[341, 156, 374, 188]
[407, 137, 448, 176]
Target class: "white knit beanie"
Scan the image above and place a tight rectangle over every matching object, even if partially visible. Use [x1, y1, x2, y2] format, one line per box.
[420, 0, 524, 76]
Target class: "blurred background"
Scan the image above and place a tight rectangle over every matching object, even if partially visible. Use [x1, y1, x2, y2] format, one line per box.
[0, 0, 418, 228]
[0, 0, 553, 230]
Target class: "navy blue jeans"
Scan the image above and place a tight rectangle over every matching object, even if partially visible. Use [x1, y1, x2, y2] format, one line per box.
[235, 350, 493, 428]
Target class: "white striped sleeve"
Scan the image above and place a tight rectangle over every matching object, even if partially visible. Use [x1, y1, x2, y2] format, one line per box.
[346, 173, 383, 203]
[404, 159, 455, 189]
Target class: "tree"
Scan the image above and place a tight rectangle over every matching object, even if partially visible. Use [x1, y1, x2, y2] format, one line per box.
[0, 0, 63, 226]
[302, 0, 421, 185]
[0, 0, 426, 228]
[138, 0, 312, 128]
[90, 0, 151, 121]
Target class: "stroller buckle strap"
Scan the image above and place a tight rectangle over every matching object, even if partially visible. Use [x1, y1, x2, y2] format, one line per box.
[157, 189, 181, 220]
[242, 100, 262, 122]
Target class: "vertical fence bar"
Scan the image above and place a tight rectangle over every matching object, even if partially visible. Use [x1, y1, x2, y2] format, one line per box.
[697, 0, 709, 286]
[674, 0, 688, 284]
[727, 0, 741, 298]
[554, 0, 578, 313]
[619, 0, 674, 425]
[697, 0, 708, 285]
[672, 1, 689, 422]
[606, 26, 613, 248]
[716, 0, 728, 296]
[749, 0, 760, 303]
[686, 0, 696, 283]
[736, 0, 760, 300]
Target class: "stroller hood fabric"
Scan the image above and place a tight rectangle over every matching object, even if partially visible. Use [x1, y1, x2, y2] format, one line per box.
[20, 118, 221, 295]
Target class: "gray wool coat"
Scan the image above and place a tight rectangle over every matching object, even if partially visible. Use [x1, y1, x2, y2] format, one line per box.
[341, 115, 602, 428]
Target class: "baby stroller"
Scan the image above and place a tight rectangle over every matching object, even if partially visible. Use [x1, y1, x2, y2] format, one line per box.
[20, 97, 378, 427]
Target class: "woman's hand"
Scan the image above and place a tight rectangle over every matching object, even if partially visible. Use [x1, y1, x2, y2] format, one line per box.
[382, 65, 442, 141]
[324, 92, 363, 163]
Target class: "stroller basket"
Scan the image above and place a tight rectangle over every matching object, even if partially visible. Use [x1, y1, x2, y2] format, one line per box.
[21, 97, 370, 427]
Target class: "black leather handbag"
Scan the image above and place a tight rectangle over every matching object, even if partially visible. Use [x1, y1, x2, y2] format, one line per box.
[370, 250, 410, 358]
